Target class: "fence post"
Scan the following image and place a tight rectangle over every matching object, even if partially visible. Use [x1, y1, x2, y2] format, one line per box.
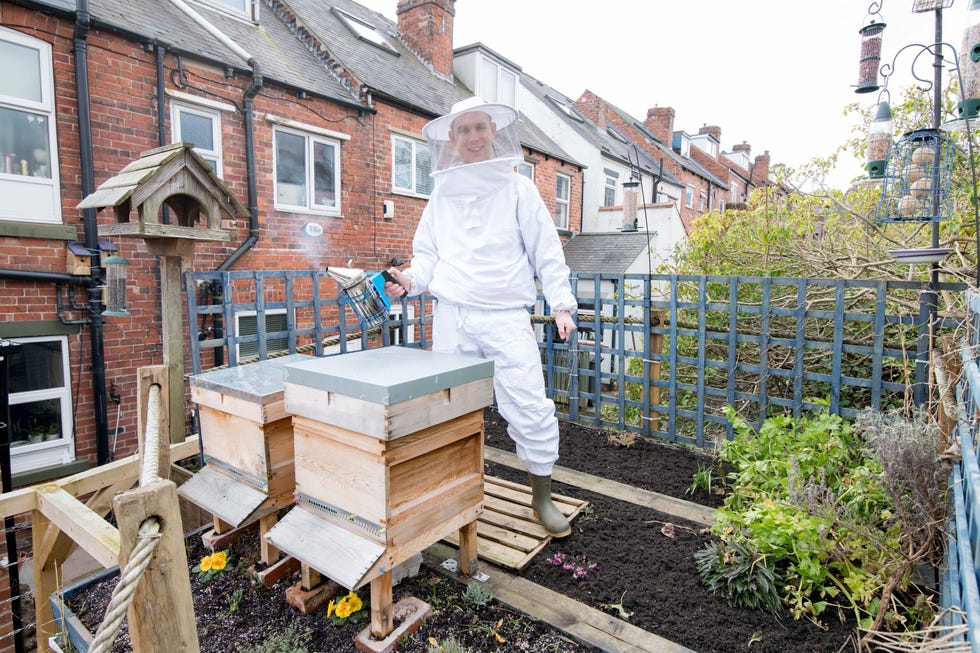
[914, 289, 937, 407]
[648, 311, 663, 433]
[112, 479, 198, 652]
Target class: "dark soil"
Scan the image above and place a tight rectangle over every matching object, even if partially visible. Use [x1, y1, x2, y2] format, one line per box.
[61, 407, 858, 653]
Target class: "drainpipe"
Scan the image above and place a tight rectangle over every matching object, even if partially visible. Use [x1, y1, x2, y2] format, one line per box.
[74, 0, 111, 467]
[155, 42, 170, 225]
[164, 0, 261, 269]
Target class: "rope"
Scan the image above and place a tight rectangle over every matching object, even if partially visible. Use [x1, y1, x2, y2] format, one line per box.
[87, 383, 165, 653]
[87, 519, 162, 653]
[139, 384, 162, 487]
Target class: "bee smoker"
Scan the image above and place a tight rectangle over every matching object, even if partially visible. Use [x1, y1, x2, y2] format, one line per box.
[325, 266, 390, 328]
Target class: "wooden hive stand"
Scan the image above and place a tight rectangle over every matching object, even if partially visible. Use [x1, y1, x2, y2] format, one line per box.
[266, 348, 494, 642]
[179, 354, 311, 564]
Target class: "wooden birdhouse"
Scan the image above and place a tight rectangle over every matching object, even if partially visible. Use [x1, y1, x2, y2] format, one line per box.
[77, 141, 246, 247]
[266, 347, 494, 591]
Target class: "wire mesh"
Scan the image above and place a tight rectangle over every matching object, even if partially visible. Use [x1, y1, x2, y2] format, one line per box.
[874, 127, 954, 222]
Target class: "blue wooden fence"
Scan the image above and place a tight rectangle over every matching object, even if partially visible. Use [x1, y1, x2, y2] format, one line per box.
[185, 270, 964, 449]
[945, 288, 980, 648]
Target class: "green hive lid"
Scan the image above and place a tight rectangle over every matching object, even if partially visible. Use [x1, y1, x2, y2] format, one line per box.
[283, 348, 493, 405]
[188, 353, 314, 402]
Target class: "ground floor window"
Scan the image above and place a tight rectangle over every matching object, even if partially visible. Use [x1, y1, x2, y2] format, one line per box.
[6, 335, 74, 473]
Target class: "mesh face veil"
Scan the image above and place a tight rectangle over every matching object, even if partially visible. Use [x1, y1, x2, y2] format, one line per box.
[422, 97, 523, 176]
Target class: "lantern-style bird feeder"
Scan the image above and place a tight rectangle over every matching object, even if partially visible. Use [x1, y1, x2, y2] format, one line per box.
[857, 19, 887, 93]
[874, 127, 954, 222]
[867, 97, 894, 178]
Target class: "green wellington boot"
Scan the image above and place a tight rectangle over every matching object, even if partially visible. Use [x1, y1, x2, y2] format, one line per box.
[529, 474, 571, 537]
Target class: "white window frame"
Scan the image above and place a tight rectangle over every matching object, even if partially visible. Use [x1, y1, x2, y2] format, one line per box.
[555, 173, 570, 230]
[171, 101, 223, 177]
[684, 185, 695, 209]
[699, 190, 707, 212]
[273, 124, 342, 215]
[0, 27, 62, 224]
[192, 0, 259, 22]
[7, 335, 75, 474]
[476, 54, 517, 107]
[235, 309, 289, 360]
[334, 8, 397, 53]
[603, 169, 618, 207]
[518, 161, 534, 180]
[391, 134, 432, 197]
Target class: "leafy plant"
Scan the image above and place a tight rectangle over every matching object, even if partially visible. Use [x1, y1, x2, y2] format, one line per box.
[191, 549, 232, 582]
[545, 551, 597, 580]
[687, 463, 717, 495]
[606, 429, 637, 447]
[699, 406, 937, 632]
[327, 590, 366, 626]
[426, 636, 471, 653]
[227, 586, 245, 615]
[694, 539, 782, 612]
[235, 625, 313, 653]
[460, 582, 493, 608]
[600, 590, 633, 621]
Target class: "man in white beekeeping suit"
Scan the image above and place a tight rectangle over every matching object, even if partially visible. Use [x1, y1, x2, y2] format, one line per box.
[384, 96, 578, 537]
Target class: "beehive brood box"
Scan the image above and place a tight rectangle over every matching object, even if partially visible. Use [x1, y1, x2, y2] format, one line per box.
[179, 354, 311, 527]
[265, 347, 494, 590]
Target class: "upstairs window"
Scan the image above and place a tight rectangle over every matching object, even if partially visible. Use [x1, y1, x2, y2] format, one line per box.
[547, 96, 585, 122]
[392, 135, 432, 197]
[0, 27, 61, 223]
[555, 173, 570, 230]
[684, 185, 695, 209]
[194, 0, 259, 21]
[274, 125, 341, 214]
[172, 102, 223, 176]
[477, 55, 517, 107]
[335, 8, 397, 53]
[603, 168, 619, 206]
[518, 161, 534, 180]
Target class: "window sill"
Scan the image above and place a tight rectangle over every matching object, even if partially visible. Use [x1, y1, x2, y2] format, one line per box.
[0, 220, 76, 240]
[13, 458, 90, 489]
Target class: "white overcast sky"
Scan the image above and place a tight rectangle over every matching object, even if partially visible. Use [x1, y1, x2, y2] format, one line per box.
[354, 0, 974, 189]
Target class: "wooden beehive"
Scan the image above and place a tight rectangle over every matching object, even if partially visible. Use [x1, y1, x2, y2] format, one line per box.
[266, 348, 494, 590]
[179, 354, 311, 527]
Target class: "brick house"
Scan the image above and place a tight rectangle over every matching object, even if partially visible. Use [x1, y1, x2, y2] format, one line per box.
[0, 0, 584, 645]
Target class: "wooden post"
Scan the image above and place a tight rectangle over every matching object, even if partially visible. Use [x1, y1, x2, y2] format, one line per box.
[31, 504, 57, 653]
[301, 564, 321, 591]
[113, 479, 199, 653]
[370, 571, 394, 638]
[138, 366, 171, 479]
[144, 240, 195, 445]
[457, 521, 478, 575]
[259, 513, 280, 565]
[648, 311, 664, 433]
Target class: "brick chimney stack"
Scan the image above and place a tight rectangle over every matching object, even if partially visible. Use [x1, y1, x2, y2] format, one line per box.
[753, 150, 771, 186]
[733, 142, 751, 157]
[574, 91, 607, 131]
[397, 0, 456, 77]
[699, 125, 721, 141]
[645, 107, 675, 145]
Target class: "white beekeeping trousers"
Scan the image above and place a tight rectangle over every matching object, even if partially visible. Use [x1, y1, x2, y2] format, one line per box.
[432, 302, 558, 476]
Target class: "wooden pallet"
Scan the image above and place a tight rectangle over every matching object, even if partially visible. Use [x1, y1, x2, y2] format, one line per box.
[441, 476, 589, 570]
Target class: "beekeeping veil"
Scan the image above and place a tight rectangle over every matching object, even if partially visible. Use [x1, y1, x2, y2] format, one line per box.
[422, 96, 522, 178]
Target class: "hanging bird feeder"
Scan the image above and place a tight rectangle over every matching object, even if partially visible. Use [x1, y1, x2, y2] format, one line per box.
[857, 19, 887, 93]
[874, 127, 954, 222]
[867, 95, 893, 178]
[960, 2, 980, 119]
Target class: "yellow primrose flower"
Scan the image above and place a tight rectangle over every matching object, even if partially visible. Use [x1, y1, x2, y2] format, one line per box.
[199, 555, 212, 572]
[344, 592, 363, 613]
[327, 599, 336, 618]
[335, 601, 353, 619]
[210, 551, 228, 571]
